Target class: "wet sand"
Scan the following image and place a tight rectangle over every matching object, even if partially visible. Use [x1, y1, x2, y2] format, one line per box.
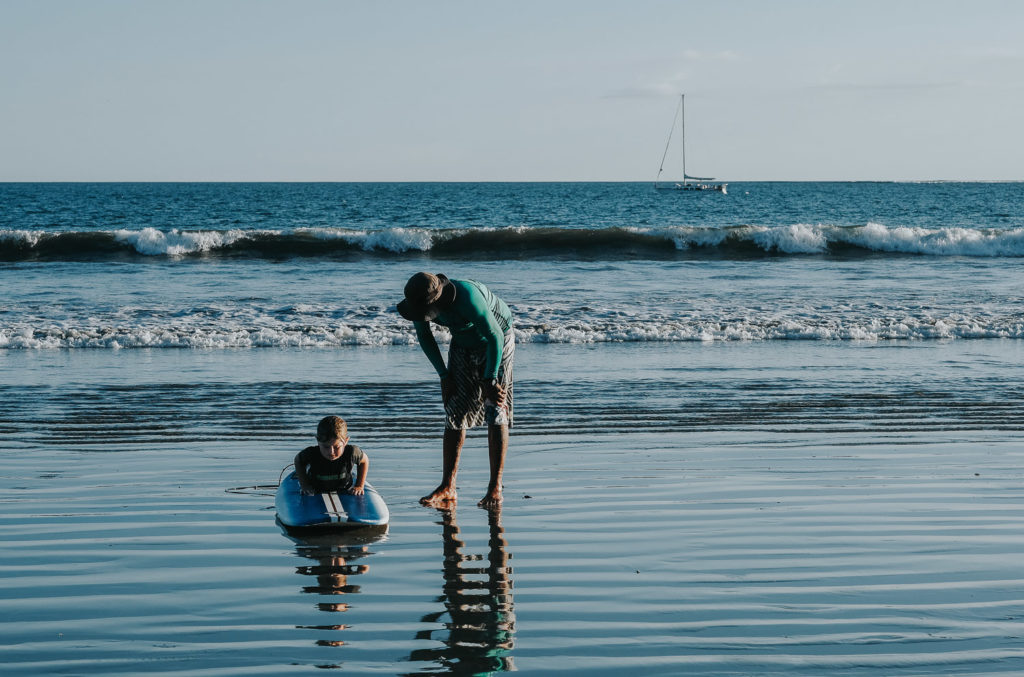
[3, 342, 1024, 674]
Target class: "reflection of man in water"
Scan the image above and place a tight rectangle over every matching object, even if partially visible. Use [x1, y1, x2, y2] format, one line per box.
[407, 507, 516, 673]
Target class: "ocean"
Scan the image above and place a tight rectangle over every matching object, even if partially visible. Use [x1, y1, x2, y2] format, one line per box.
[2, 181, 1024, 675]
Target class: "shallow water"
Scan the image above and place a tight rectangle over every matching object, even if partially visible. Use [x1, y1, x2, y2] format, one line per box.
[3, 341, 1024, 675]
[4, 181, 1024, 673]
[3, 182, 1024, 350]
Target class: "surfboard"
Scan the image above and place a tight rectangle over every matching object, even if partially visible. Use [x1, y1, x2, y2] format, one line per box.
[275, 470, 389, 532]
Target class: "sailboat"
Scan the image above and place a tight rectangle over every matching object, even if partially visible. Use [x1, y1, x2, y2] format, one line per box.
[655, 94, 727, 194]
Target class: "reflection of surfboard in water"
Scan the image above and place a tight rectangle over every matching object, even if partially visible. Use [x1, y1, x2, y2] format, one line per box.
[275, 471, 389, 532]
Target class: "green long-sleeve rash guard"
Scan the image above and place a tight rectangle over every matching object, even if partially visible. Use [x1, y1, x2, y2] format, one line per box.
[412, 279, 512, 380]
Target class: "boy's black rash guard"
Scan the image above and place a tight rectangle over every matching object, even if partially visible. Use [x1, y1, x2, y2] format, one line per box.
[296, 444, 365, 491]
[412, 279, 512, 380]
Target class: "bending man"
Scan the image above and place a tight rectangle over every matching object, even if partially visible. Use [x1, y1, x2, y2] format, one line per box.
[397, 272, 514, 509]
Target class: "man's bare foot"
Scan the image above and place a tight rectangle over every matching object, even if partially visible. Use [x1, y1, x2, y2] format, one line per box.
[420, 486, 457, 507]
[478, 488, 503, 510]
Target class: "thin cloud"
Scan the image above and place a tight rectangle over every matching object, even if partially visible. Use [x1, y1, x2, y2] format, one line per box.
[603, 83, 678, 99]
[802, 81, 959, 93]
[603, 50, 742, 99]
[962, 46, 1023, 61]
[680, 49, 741, 62]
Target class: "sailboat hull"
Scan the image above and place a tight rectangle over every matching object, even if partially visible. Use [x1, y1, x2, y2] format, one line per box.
[655, 182, 728, 194]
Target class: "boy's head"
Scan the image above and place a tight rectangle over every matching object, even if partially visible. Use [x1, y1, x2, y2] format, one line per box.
[317, 415, 348, 442]
[316, 415, 348, 461]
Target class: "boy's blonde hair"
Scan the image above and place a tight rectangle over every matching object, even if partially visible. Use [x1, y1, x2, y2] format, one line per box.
[316, 415, 348, 442]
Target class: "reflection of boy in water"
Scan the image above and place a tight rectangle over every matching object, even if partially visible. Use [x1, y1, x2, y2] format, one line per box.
[294, 416, 370, 496]
[298, 553, 369, 596]
[294, 542, 376, 646]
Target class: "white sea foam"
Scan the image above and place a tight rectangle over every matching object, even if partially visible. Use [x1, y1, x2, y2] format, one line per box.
[651, 222, 1024, 257]
[660, 226, 727, 250]
[841, 222, 1024, 256]
[301, 227, 435, 252]
[355, 228, 436, 252]
[0, 229, 44, 246]
[3, 308, 1024, 349]
[750, 223, 828, 254]
[112, 227, 253, 256]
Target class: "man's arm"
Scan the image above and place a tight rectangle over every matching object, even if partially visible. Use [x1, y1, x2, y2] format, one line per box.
[414, 320, 448, 378]
[461, 284, 505, 379]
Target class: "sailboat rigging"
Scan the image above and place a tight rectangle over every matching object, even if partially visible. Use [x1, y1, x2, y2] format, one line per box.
[655, 94, 727, 194]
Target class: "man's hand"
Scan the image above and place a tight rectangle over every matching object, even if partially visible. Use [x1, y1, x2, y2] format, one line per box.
[348, 485, 365, 496]
[482, 380, 506, 408]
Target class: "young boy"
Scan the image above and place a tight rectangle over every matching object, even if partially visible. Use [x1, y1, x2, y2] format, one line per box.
[294, 415, 370, 496]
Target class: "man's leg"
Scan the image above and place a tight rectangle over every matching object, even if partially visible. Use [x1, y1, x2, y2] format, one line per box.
[478, 423, 508, 509]
[421, 427, 466, 506]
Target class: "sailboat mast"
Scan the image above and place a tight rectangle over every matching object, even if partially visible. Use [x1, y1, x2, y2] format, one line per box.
[654, 92, 727, 193]
[681, 94, 686, 186]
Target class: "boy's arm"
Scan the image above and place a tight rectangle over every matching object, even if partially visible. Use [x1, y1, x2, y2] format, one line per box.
[350, 456, 369, 495]
[294, 450, 316, 495]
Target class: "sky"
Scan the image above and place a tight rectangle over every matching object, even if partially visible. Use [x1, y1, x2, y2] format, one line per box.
[1, 0, 1022, 182]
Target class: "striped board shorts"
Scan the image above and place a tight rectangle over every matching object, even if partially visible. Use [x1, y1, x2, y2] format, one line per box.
[445, 329, 515, 430]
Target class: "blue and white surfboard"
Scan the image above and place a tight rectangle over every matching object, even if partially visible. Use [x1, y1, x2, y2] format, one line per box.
[275, 470, 389, 531]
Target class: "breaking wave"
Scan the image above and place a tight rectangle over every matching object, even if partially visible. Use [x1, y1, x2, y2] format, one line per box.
[3, 310, 1023, 349]
[2, 223, 1024, 260]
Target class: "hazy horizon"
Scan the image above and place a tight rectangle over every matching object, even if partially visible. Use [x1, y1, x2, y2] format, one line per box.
[2, 0, 1022, 182]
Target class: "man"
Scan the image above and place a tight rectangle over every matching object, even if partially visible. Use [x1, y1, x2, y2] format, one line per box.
[397, 272, 514, 509]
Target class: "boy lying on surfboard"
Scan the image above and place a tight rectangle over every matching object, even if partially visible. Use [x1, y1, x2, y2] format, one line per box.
[294, 415, 370, 496]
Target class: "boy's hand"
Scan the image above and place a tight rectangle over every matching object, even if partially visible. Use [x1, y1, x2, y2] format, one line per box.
[349, 485, 365, 496]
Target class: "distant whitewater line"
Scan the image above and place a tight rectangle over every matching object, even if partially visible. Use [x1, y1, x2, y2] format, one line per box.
[4, 314, 1024, 349]
[2, 223, 1024, 260]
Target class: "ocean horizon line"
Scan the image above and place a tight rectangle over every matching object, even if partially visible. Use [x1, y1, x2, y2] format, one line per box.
[2, 179, 1023, 185]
